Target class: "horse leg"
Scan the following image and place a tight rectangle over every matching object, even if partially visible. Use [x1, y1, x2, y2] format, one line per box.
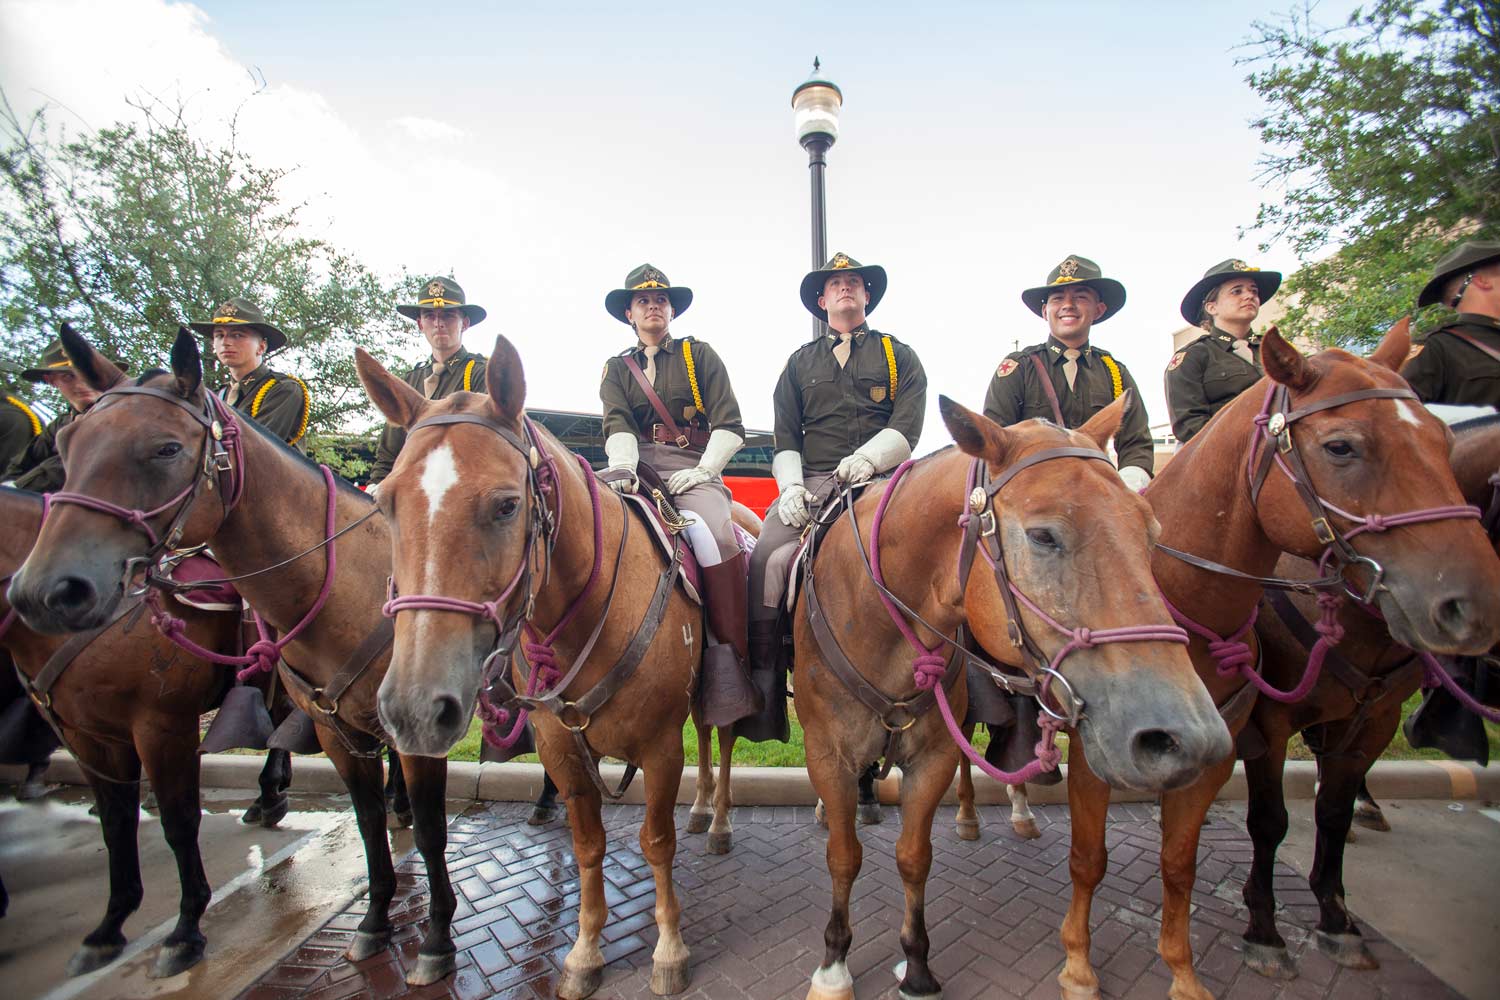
[1058, 740, 1109, 1000]
[67, 746, 143, 976]
[856, 761, 882, 825]
[1306, 725, 1390, 970]
[1351, 777, 1389, 832]
[1007, 782, 1041, 840]
[242, 749, 291, 828]
[1240, 740, 1296, 979]
[643, 751, 691, 994]
[557, 781, 608, 1000]
[891, 752, 952, 999]
[805, 757, 860, 1000]
[384, 745, 413, 829]
[138, 722, 212, 978]
[954, 753, 979, 841]
[687, 721, 715, 835]
[398, 754, 458, 985]
[706, 725, 735, 854]
[1157, 756, 1235, 1000]
[529, 771, 561, 826]
[323, 739, 398, 962]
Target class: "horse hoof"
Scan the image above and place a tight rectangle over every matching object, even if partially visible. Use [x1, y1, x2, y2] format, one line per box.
[407, 950, 456, 985]
[259, 795, 290, 829]
[892, 959, 943, 1000]
[344, 929, 390, 962]
[1345, 827, 1358, 843]
[528, 804, 559, 827]
[149, 940, 204, 979]
[1058, 979, 1102, 1000]
[141, 790, 158, 811]
[1011, 818, 1041, 840]
[66, 943, 124, 976]
[706, 831, 733, 855]
[557, 963, 603, 999]
[807, 961, 854, 1000]
[1241, 941, 1297, 980]
[955, 819, 980, 841]
[387, 809, 413, 830]
[857, 802, 882, 825]
[1352, 806, 1390, 832]
[650, 957, 691, 995]
[15, 780, 49, 802]
[685, 810, 711, 834]
[814, 800, 827, 828]
[241, 801, 264, 825]
[1315, 930, 1378, 969]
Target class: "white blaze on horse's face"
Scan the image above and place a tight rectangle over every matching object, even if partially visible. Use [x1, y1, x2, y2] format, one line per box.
[418, 442, 461, 526]
[1393, 399, 1423, 427]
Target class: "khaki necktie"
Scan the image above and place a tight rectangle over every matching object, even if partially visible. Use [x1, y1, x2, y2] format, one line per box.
[423, 360, 447, 398]
[226, 379, 243, 406]
[1062, 348, 1082, 391]
[643, 344, 661, 385]
[833, 332, 852, 368]
[1233, 339, 1255, 364]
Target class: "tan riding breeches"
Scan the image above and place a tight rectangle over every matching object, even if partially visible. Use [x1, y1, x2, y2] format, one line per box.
[748, 470, 842, 619]
[638, 442, 739, 562]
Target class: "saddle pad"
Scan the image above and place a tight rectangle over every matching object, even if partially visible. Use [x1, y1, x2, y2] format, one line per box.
[167, 553, 240, 612]
[619, 492, 703, 605]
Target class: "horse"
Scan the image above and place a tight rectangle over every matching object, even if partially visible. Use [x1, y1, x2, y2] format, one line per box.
[0, 485, 286, 978]
[1237, 413, 1500, 978]
[1037, 323, 1500, 1000]
[795, 394, 1232, 1000]
[354, 334, 752, 998]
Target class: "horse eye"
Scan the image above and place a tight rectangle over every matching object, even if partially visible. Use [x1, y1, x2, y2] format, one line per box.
[1323, 440, 1356, 459]
[156, 442, 183, 459]
[1027, 528, 1059, 549]
[495, 497, 521, 521]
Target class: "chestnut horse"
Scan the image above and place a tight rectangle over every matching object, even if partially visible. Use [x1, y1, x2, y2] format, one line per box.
[355, 336, 750, 999]
[1, 485, 249, 978]
[1239, 414, 1500, 978]
[1042, 325, 1500, 1000]
[797, 396, 1232, 1000]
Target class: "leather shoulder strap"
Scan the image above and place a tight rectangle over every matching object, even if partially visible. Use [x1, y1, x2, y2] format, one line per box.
[621, 355, 684, 438]
[1029, 354, 1065, 425]
[1446, 329, 1500, 366]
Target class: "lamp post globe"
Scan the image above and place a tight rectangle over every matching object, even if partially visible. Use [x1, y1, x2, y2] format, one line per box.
[792, 59, 842, 334]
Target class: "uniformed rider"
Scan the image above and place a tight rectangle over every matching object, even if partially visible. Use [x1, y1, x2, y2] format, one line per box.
[1165, 258, 1282, 443]
[3, 338, 128, 493]
[191, 298, 312, 448]
[598, 264, 761, 727]
[1400, 239, 1500, 407]
[1, 372, 42, 474]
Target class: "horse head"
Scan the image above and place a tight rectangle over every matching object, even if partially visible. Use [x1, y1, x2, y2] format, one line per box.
[356, 336, 535, 756]
[938, 394, 1230, 791]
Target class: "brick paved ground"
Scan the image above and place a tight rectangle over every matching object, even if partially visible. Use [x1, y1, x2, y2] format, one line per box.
[236, 800, 1459, 1000]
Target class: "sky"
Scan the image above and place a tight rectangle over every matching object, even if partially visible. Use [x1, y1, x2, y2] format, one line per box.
[0, 0, 1357, 442]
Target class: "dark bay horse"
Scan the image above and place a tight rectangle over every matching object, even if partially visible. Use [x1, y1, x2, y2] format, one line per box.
[1047, 324, 1500, 1000]
[1239, 414, 1500, 978]
[356, 336, 750, 999]
[1, 485, 248, 978]
[797, 396, 1231, 1000]
[7, 329, 463, 986]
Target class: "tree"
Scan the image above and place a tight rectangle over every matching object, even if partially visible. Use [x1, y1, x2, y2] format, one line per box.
[1242, 0, 1499, 349]
[0, 91, 417, 475]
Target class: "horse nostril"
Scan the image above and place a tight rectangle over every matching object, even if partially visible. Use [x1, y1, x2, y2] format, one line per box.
[1134, 729, 1181, 759]
[1434, 595, 1470, 635]
[45, 576, 96, 614]
[433, 694, 464, 734]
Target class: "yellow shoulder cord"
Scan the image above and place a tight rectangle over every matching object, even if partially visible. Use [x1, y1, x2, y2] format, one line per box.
[250, 378, 277, 417]
[4, 395, 42, 437]
[250, 377, 312, 445]
[881, 336, 898, 399]
[462, 359, 476, 392]
[681, 340, 705, 414]
[1100, 354, 1123, 399]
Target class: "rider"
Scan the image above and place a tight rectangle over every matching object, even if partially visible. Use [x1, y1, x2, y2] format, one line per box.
[1165, 259, 1283, 443]
[742, 252, 928, 743]
[190, 298, 312, 449]
[3, 338, 128, 493]
[1, 371, 41, 473]
[597, 264, 761, 727]
[368, 277, 490, 491]
[1400, 238, 1500, 406]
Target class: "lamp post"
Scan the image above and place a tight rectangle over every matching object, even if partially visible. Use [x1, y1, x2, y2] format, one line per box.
[792, 58, 842, 336]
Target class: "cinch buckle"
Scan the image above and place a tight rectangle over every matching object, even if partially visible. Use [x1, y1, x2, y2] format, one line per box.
[1312, 517, 1337, 545]
[881, 704, 919, 733]
[311, 688, 340, 716]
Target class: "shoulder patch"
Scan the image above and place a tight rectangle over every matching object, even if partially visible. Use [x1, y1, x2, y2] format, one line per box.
[601, 362, 611, 382]
[996, 358, 1019, 378]
[1166, 350, 1187, 372]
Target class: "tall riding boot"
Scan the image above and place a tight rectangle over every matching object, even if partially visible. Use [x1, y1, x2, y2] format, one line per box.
[698, 554, 762, 728]
[733, 617, 791, 743]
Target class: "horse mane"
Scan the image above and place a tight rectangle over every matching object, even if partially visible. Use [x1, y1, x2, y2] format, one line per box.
[1454, 412, 1500, 434]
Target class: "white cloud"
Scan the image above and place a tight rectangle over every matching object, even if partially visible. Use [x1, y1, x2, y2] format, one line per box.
[390, 116, 469, 142]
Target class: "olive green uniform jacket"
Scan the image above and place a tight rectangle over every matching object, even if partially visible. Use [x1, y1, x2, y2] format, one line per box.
[1, 392, 42, 474]
[220, 364, 311, 449]
[982, 337, 1154, 476]
[369, 349, 489, 484]
[1399, 314, 1500, 407]
[772, 326, 927, 473]
[1164, 328, 1262, 443]
[3, 408, 75, 493]
[600, 334, 744, 444]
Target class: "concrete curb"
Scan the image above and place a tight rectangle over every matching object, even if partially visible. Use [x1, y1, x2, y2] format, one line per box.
[5, 752, 1497, 804]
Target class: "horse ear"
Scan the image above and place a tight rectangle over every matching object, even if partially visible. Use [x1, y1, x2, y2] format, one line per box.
[169, 326, 203, 398]
[940, 394, 1013, 464]
[1078, 388, 1129, 451]
[1259, 326, 1317, 392]
[355, 347, 426, 429]
[1368, 315, 1411, 372]
[485, 335, 527, 424]
[59, 323, 126, 391]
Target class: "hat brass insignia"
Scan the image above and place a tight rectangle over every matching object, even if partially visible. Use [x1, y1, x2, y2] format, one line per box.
[831, 253, 852, 269]
[217, 301, 238, 318]
[1057, 257, 1080, 278]
[1231, 260, 1248, 270]
[426, 280, 446, 298]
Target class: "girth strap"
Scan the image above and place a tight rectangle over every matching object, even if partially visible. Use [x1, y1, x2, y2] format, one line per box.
[277, 619, 395, 758]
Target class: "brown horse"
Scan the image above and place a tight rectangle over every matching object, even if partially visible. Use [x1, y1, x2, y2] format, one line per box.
[796, 395, 1231, 1000]
[7, 328, 469, 985]
[1239, 413, 1500, 978]
[1043, 325, 1500, 1000]
[355, 335, 752, 998]
[1, 485, 252, 978]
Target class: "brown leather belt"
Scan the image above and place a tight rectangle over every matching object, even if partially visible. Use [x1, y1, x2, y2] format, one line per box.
[644, 424, 709, 448]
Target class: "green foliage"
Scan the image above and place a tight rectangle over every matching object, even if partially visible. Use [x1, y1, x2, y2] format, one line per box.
[1242, 0, 1500, 348]
[0, 91, 419, 434]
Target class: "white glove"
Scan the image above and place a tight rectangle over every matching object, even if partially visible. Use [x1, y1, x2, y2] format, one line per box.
[604, 432, 639, 494]
[1118, 464, 1151, 493]
[836, 427, 911, 484]
[667, 428, 742, 495]
[366, 482, 380, 499]
[772, 449, 815, 528]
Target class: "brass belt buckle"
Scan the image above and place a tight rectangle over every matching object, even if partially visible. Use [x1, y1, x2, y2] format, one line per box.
[675, 433, 691, 448]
